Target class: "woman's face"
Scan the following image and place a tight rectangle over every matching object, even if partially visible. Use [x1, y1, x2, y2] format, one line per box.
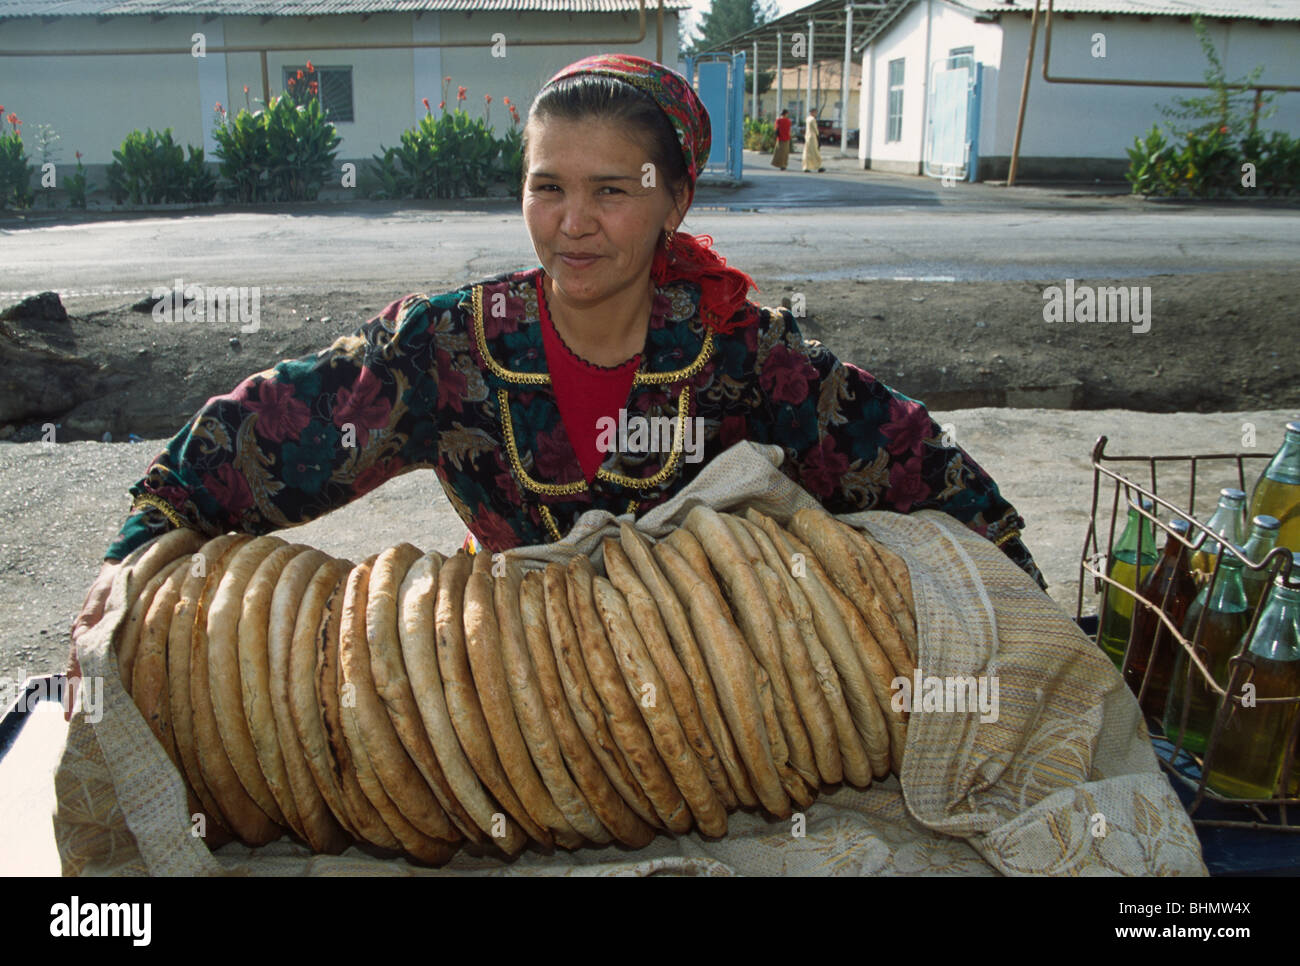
[523, 115, 687, 310]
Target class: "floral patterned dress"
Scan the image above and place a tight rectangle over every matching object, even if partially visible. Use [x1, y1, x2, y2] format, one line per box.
[106, 266, 1047, 590]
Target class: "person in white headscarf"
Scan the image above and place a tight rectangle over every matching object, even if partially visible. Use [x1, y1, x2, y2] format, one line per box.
[802, 107, 825, 173]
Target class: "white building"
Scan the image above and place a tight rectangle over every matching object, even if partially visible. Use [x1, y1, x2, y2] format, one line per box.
[0, 0, 687, 181]
[860, 0, 1300, 180]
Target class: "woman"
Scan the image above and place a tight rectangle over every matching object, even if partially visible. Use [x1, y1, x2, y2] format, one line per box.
[770, 109, 792, 171]
[68, 54, 1045, 687]
[802, 107, 825, 173]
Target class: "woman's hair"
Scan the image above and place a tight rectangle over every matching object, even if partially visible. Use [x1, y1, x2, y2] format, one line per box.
[523, 74, 691, 234]
[780, 109, 788, 116]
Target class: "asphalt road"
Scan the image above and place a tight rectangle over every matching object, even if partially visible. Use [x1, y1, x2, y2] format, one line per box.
[2, 150, 1296, 303]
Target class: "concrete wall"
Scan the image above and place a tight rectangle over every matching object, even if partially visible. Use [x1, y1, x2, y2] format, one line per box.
[0, 9, 677, 191]
[856, 0, 1300, 181]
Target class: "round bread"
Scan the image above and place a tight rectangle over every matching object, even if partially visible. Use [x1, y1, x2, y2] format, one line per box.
[790, 508, 916, 679]
[268, 548, 352, 854]
[519, 570, 654, 848]
[207, 535, 290, 826]
[399, 553, 526, 854]
[114, 527, 207, 687]
[653, 539, 791, 818]
[118, 554, 189, 693]
[565, 556, 690, 834]
[316, 557, 401, 849]
[741, 514, 874, 787]
[189, 534, 282, 845]
[849, 526, 918, 661]
[372, 546, 483, 844]
[683, 506, 819, 788]
[592, 575, 728, 836]
[465, 554, 580, 847]
[493, 558, 609, 845]
[542, 561, 661, 829]
[131, 556, 190, 759]
[617, 523, 754, 808]
[238, 542, 313, 841]
[750, 510, 899, 776]
[288, 557, 364, 841]
[168, 534, 248, 841]
[340, 553, 459, 845]
[436, 552, 551, 847]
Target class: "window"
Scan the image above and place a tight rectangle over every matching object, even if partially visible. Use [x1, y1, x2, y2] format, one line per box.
[947, 46, 974, 69]
[282, 65, 354, 123]
[886, 58, 904, 143]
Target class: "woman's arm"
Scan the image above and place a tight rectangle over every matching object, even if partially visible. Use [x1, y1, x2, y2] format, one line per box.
[104, 292, 449, 560]
[752, 306, 1048, 590]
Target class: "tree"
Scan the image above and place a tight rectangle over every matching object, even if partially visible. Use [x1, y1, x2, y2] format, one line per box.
[1158, 13, 1278, 140]
[684, 0, 778, 57]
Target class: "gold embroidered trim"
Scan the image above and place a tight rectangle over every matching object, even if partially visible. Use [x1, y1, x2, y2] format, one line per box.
[626, 499, 638, 516]
[496, 388, 587, 495]
[539, 505, 563, 542]
[132, 493, 187, 529]
[496, 386, 692, 496]
[471, 280, 715, 386]
[993, 527, 1022, 548]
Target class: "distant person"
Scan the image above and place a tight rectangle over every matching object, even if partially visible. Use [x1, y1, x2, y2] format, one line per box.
[802, 107, 825, 173]
[770, 109, 792, 170]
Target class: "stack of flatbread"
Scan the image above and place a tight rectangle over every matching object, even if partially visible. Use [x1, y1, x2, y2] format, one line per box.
[112, 504, 918, 864]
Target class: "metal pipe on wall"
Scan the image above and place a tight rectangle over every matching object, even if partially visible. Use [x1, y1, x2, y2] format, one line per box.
[840, 2, 854, 154]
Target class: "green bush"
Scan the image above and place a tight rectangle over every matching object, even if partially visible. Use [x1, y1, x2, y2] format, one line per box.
[370, 104, 502, 201]
[67, 151, 90, 209]
[497, 125, 524, 200]
[0, 112, 35, 209]
[106, 128, 215, 205]
[744, 118, 776, 153]
[1126, 123, 1299, 198]
[213, 93, 340, 203]
[213, 106, 272, 203]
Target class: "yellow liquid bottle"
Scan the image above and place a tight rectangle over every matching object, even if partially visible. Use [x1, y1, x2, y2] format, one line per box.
[1249, 422, 1300, 551]
[1190, 488, 1247, 581]
[1207, 556, 1300, 800]
[1097, 498, 1158, 669]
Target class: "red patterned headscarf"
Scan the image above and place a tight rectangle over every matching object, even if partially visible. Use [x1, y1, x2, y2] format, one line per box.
[540, 54, 759, 334]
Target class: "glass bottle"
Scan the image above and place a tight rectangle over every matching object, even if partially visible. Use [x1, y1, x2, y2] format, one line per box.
[1163, 552, 1252, 756]
[1190, 488, 1247, 582]
[1206, 554, 1300, 800]
[1241, 515, 1281, 612]
[1097, 497, 1159, 670]
[1249, 422, 1300, 551]
[1123, 518, 1198, 720]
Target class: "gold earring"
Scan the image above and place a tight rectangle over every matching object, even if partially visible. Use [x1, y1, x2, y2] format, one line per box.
[663, 228, 676, 250]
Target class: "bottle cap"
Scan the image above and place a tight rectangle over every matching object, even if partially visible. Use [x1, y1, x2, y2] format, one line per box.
[1168, 517, 1192, 535]
[1251, 515, 1281, 533]
[1278, 551, 1300, 589]
[1285, 420, 1300, 435]
[1220, 487, 1246, 502]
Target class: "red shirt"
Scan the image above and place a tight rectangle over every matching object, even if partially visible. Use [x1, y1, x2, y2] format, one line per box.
[775, 116, 792, 141]
[537, 276, 640, 484]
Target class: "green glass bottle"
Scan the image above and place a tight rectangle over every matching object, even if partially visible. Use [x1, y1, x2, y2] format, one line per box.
[1190, 488, 1247, 582]
[1163, 552, 1251, 756]
[1097, 497, 1158, 669]
[1249, 422, 1300, 551]
[1241, 515, 1281, 612]
[1206, 553, 1300, 800]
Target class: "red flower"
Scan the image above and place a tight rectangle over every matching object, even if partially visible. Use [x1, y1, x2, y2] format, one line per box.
[243, 84, 249, 94]
[333, 367, 392, 448]
[1219, 125, 1229, 134]
[443, 75, 451, 83]
[759, 344, 818, 405]
[214, 101, 223, 113]
[308, 81, 318, 94]
[203, 464, 254, 514]
[75, 150, 82, 160]
[800, 437, 850, 499]
[353, 457, 406, 498]
[435, 348, 468, 412]
[534, 425, 580, 482]
[887, 455, 928, 513]
[245, 379, 311, 443]
[0, 106, 4, 114]
[422, 97, 430, 111]
[288, 77, 296, 87]
[296, 69, 305, 80]
[457, 86, 467, 101]
[471, 506, 518, 552]
[305, 60, 314, 73]
[438, 100, 445, 111]
[502, 96, 511, 106]
[485, 94, 492, 103]
[879, 396, 932, 458]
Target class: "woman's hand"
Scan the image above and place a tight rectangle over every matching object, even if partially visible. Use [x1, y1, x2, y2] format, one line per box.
[65, 559, 122, 721]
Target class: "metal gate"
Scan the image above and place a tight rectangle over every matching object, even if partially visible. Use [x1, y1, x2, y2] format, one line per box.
[682, 51, 746, 181]
[924, 54, 982, 183]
